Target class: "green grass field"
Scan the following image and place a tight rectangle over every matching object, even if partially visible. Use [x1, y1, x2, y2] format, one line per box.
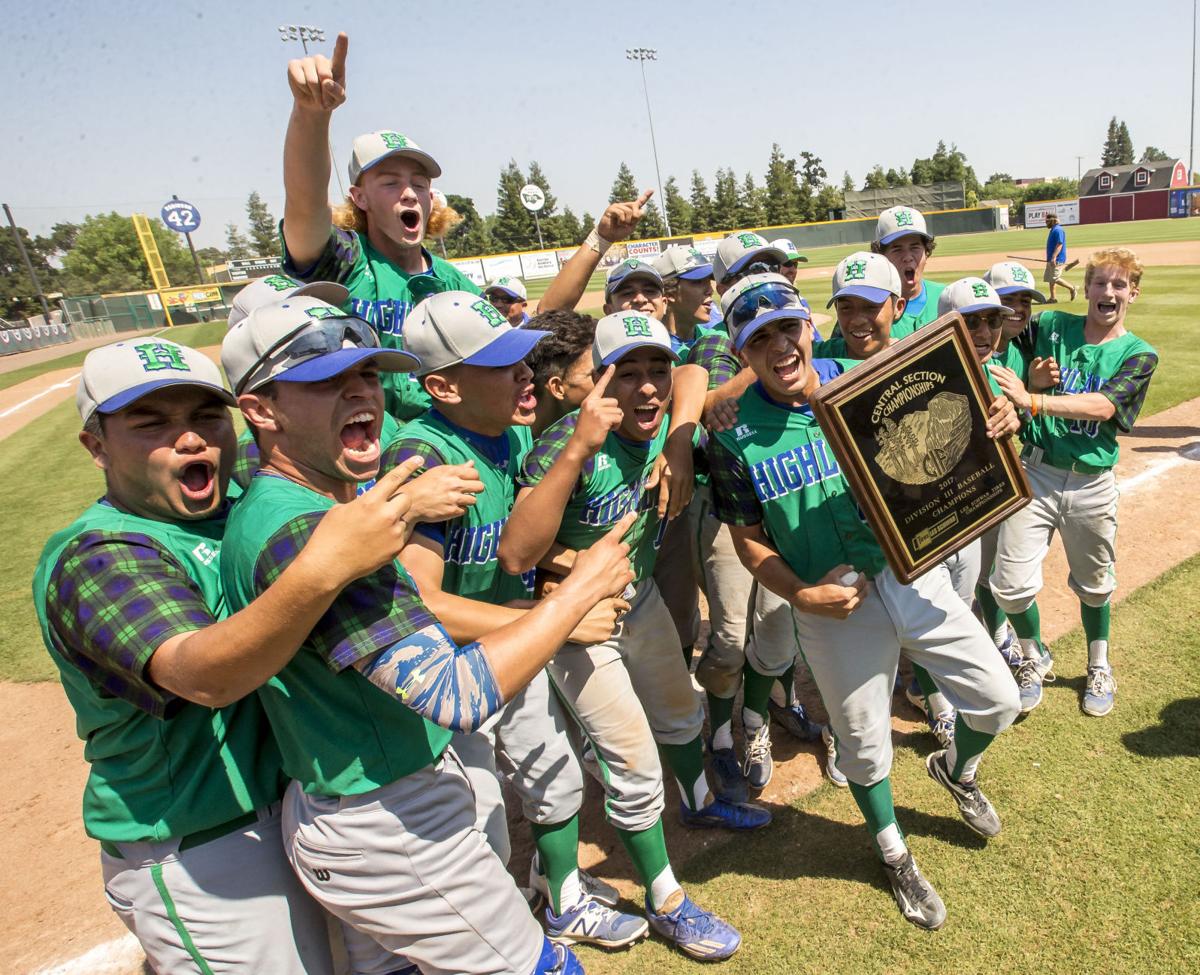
[582, 553, 1200, 974]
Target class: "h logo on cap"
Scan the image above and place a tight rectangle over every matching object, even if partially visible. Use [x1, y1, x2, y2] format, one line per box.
[971, 282, 989, 298]
[263, 275, 296, 292]
[306, 306, 344, 320]
[135, 343, 190, 373]
[737, 233, 760, 248]
[380, 132, 409, 149]
[895, 210, 914, 227]
[471, 299, 508, 329]
[844, 260, 868, 281]
[1012, 266, 1030, 283]
[622, 316, 653, 337]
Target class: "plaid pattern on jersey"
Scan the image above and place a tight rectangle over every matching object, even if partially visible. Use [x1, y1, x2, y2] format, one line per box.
[518, 413, 590, 488]
[1101, 352, 1158, 431]
[379, 437, 446, 475]
[687, 332, 741, 389]
[706, 436, 765, 526]
[283, 226, 360, 284]
[45, 532, 214, 717]
[232, 437, 261, 491]
[253, 512, 437, 673]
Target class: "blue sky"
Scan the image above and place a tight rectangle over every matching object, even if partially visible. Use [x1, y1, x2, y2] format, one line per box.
[6, 0, 1197, 250]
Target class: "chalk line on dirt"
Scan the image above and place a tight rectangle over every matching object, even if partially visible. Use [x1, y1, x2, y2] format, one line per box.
[0, 373, 80, 419]
[31, 933, 142, 975]
[1119, 442, 1200, 493]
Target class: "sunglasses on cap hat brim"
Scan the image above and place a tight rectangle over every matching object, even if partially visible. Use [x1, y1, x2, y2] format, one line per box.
[727, 282, 812, 351]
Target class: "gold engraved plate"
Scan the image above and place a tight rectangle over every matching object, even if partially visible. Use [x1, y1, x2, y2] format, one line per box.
[874, 392, 971, 485]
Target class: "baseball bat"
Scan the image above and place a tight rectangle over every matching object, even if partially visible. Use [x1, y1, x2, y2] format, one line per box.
[1006, 255, 1080, 272]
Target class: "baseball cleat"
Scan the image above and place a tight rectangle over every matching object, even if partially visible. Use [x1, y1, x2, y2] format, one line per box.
[767, 700, 823, 741]
[529, 853, 619, 909]
[707, 737, 749, 804]
[545, 897, 649, 949]
[926, 750, 1001, 838]
[645, 893, 741, 961]
[1082, 665, 1116, 717]
[904, 675, 926, 714]
[882, 852, 946, 930]
[929, 710, 956, 750]
[679, 797, 772, 831]
[995, 625, 1022, 668]
[1015, 646, 1055, 713]
[535, 937, 584, 974]
[821, 725, 848, 787]
[742, 724, 774, 790]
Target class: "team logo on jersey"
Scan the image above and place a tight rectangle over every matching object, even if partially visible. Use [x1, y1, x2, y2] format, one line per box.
[971, 282, 990, 298]
[135, 342, 189, 372]
[844, 259, 868, 281]
[734, 423, 753, 441]
[380, 132, 409, 149]
[471, 299, 509, 329]
[595, 454, 612, 471]
[622, 315, 653, 338]
[262, 275, 297, 292]
[1011, 265, 1031, 284]
[191, 541, 218, 566]
[894, 209, 915, 227]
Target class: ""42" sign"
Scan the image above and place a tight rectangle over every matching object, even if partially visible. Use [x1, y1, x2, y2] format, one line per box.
[161, 200, 201, 234]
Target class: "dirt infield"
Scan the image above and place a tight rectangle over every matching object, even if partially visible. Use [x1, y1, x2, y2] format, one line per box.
[7, 393, 1199, 974]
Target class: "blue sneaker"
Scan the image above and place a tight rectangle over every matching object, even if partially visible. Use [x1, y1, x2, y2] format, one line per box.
[707, 737, 749, 803]
[767, 700, 823, 741]
[534, 937, 583, 974]
[821, 725, 848, 787]
[995, 625, 1022, 668]
[904, 675, 926, 714]
[680, 797, 771, 831]
[546, 897, 649, 949]
[646, 893, 741, 961]
[1082, 665, 1116, 717]
[1016, 646, 1055, 713]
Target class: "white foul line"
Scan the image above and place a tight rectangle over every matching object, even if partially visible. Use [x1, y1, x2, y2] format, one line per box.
[1118, 442, 1200, 493]
[31, 933, 143, 975]
[0, 372, 80, 419]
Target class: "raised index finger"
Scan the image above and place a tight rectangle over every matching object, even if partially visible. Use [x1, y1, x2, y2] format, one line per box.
[331, 32, 349, 82]
[635, 188, 654, 209]
[588, 364, 616, 399]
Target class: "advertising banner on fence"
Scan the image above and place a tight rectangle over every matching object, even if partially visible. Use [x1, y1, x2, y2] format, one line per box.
[481, 254, 523, 283]
[1025, 199, 1079, 227]
[626, 240, 663, 258]
[1168, 187, 1200, 218]
[163, 286, 223, 307]
[519, 250, 559, 279]
[449, 258, 486, 287]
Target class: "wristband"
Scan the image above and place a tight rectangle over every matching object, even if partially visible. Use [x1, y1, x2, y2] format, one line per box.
[584, 227, 613, 257]
[1030, 396, 1038, 418]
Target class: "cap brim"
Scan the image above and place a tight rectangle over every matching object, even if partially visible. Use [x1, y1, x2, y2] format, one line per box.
[293, 281, 351, 307]
[597, 340, 682, 368]
[461, 328, 549, 369]
[358, 147, 443, 180]
[877, 229, 934, 246]
[731, 308, 811, 351]
[485, 286, 525, 301]
[605, 271, 662, 297]
[97, 379, 236, 415]
[826, 285, 896, 308]
[677, 264, 714, 281]
[784, 254, 808, 264]
[954, 302, 1020, 317]
[994, 284, 1048, 304]
[275, 348, 421, 384]
[726, 247, 789, 276]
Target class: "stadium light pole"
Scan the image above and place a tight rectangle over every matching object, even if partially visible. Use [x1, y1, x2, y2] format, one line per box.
[625, 47, 671, 238]
[279, 24, 346, 199]
[1190, 0, 1196, 181]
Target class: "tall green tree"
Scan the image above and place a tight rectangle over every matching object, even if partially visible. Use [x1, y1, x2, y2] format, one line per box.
[1101, 118, 1135, 166]
[736, 173, 767, 229]
[443, 194, 493, 257]
[609, 162, 640, 204]
[60, 212, 195, 294]
[245, 191, 278, 256]
[225, 223, 253, 260]
[493, 160, 536, 251]
[910, 141, 979, 193]
[551, 206, 586, 246]
[711, 168, 739, 231]
[885, 166, 911, 187]
[0, 223, 60, 319]
[813, 184, 845, 221]
[1116, 122, 1134, 165]
[525, 160, 559, 218]
[841, 171, 855, 193]
[635, 199, 667, 240]
[764, 144, 801, 226]
[688, 170, 713, 233]
[662, 176, 692, 235]
[1139, 146, 1171, 163]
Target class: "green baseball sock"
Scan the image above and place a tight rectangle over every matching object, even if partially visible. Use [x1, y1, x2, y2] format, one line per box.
[1007, 602, 1043, 652]
[616, 820, 672, 899]
[776, 662, 797, 706]
[848, 777, 906, 862]
[708, 692, 736, 750]
[1081, 601, 1110, 644]
[660, 735, 710, 811]
[976, 584, 1007, 641]
[530, 817, 580, 914]
[913, 664, 938, 700]
[946, 714, 995, 782]
[741, 663, 777, 725]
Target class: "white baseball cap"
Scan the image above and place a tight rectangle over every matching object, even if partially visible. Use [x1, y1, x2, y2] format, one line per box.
[227, 275, 349, 330]
[604, 258, 663, 298]
[349, 130, 442, 184]
[771, 238, 808, 264]
[222, 298, 419, 394]
[874, 206, 933, 246]
[652, 245, 713, 282]
[77, 339, 234, 423]
[485, 276, 527, 301]
[712, 232, 788, 284]
[720, 273, 811, 351]
[592, 311, 679, 369]
[827, 252, 903, 308]
[937, 277, 1019, 318]
[984, 261, 1048, 304]
[403, 291, 549, 376]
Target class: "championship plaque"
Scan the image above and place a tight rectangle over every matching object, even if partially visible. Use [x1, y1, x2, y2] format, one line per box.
[808, 312, 1030, 583]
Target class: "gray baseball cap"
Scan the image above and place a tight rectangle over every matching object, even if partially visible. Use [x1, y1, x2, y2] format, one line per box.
[592, 311, 679, 369]
[652, 245, 713, 282]
[604, 258, 663, 298]
[771, 238, 808, 264]
[403, 291, 549, 376]
[221, 298, 419, 394]
[827, 251, 903, 307]
[712, 232, 788, 284]
[227, 275, 349, 330]
[719, 273, 811, 351]
[984, 261, 1048, 303]
[938, 277, 1019, 318]
[874, 206, 933, 246]
[77, 338, 234, 423]
[485, 276, 527, 301]
[349, 130, 442, 184]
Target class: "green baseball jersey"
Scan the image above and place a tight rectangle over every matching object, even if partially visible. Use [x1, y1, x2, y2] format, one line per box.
[710, 377, 886, 583]
[891, 279, 946, 340]
[1021, 311, 1158, 470]
[518, 412, 670, 582]
[382, 411, 536, 604]
[221, 473, 452, 796]
[32, 502, 282, 842]
[283, 227, 480, 421]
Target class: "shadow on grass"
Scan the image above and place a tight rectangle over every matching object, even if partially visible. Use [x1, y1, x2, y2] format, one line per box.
[1122, 697, 1200, 757]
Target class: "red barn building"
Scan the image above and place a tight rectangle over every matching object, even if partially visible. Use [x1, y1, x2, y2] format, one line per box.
[1078, 160, 1189, 224]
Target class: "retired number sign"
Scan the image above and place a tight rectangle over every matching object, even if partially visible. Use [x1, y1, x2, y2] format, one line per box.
[808, 312, 1031, 583]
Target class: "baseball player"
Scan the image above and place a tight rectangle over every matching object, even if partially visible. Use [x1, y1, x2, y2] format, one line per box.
[524, 311, 601, 438]
[871, 206, 945, 340]
[33, 337, 443, 974]
[377, 292, 648, 949]
[652, 245, 719, 354]
[500, 312, 764, 961]
[989, 247, 1158, 717]
[486, 276, 532, 326]
[771, 238, 808, 284]
[279, 32, 479, 422]
[706, 276, 1022, 929]
[219, 296, 638, 974]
